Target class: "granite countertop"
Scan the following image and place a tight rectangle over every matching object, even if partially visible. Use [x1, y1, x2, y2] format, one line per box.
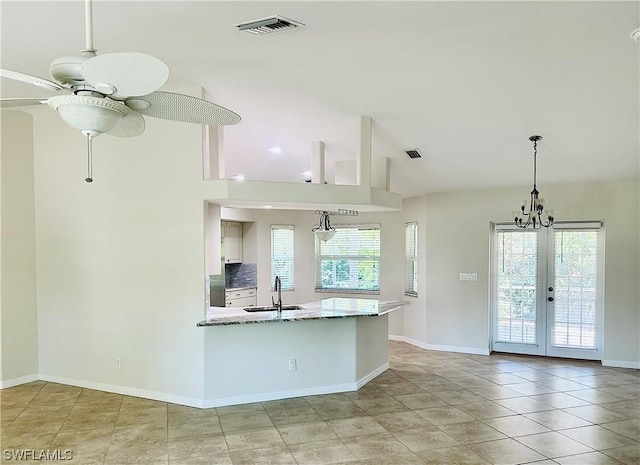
[197, 298, 407, 327]
[225, 286, 257, 292]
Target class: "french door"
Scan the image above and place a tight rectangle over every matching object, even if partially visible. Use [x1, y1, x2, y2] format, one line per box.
[491, 223, 604, 360]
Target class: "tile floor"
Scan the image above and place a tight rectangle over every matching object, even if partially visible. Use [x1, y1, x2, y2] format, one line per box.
[1, 341, 639, 465]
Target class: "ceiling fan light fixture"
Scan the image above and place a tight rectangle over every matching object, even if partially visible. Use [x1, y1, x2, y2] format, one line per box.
[48, 94, 128, 136]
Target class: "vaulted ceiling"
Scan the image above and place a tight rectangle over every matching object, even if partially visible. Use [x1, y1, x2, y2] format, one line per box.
[2, 1, 638, 197]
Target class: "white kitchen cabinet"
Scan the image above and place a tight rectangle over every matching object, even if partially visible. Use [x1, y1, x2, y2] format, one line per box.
[225, 288, 257, 307]
[223, 221, 243, 263]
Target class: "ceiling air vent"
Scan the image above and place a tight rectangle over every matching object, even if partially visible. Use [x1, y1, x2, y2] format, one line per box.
[234, 15, 305, 35]
[405, 149, 423, 159]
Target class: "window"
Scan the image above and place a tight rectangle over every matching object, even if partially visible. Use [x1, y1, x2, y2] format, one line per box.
[405, 222, 418, 296]
[271, 225, 294, 291]
[315, 224, 380, 293]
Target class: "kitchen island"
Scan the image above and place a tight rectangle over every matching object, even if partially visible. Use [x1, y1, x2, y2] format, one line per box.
[198, 297, 405, 326]
[199, 298, 406, 408]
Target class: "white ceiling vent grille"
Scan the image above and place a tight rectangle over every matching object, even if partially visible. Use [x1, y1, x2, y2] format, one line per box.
[234, 15, 305, 35]
[405, 149, 423, 159]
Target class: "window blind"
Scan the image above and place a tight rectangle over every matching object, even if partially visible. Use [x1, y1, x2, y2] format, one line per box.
[271, 225, 294, 291]
[315, 224, 380, 293]
[405, 222, 418, 296]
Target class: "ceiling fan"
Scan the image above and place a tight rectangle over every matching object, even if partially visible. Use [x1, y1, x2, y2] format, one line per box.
[0, 0, 241, 182]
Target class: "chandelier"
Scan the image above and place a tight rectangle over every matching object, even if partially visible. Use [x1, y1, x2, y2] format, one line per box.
[513, 135, 554, 229]
[312, 209, 358, 241]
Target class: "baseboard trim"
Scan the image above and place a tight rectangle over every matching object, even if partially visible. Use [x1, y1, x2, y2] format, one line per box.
[0, 374, 39, 389]
[389, 335, 490, 356]
[39, 374, 204, 407]
[357, 362, 389, 389]
[602, 359, 640, 369]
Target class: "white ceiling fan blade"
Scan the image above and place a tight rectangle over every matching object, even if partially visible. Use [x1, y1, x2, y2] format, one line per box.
[126, 91, 241, 126]
[0, 68, 64, 91]
[80, 52, 169, 99]
[0, 98, 48, 108]
[108, 110, 145, 137]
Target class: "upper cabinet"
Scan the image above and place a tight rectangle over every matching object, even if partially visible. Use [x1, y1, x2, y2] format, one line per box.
[223, 221, 243, 264]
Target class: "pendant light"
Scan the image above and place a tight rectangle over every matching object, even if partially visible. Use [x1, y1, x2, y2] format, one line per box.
[513, 135, 555, 229]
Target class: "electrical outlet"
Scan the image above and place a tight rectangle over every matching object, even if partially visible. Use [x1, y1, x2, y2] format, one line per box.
[115, 358, 121, 369]
[288, 359, 297, 371]
[459, 273, 478, 281]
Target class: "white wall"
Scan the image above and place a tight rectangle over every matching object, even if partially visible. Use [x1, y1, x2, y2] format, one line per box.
[31, 99, 207, 404]
[398, 180, 640, 365]
[0, 111, 39, 386]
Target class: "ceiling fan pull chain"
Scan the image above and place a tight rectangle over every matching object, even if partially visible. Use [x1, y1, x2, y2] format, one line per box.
[85, 133, 94, 183]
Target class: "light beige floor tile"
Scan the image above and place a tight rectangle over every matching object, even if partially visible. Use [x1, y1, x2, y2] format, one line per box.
[305, 393, 354, 404]
[326, 416, 386, 437]
[311, 400, 367, 420]
[414, 405, 476, 425]
[392, 428, 460, 452]
[224, 426, 285, 451]
[167, 432, 227, 459]
[169, 454, 232, 465]
[559, 425, 637, 450]
[508, 382, 559, 396]
[341, 432, 412, 459]
[431, 389, 487, 405]
[352, 397, 408, 415]
[229, 445, 298, 465]
[599, 400, 640, 419]
[119, 396, 167, 411]
[599, 384, 640, 400]
[376, 381, 425, 396]
[266, 405, 323, 426]
[566, 388, 625, 404]
[539, 378, 593, 392]
[483, 415, 551, 437]
[168, 415, 222, 437]
[455, 400, 517, 419]
[218, 409, 274, 433]
[373, 410, 437, 434]
[495, 396, 556, 414]
[415, 445, 492, 464]
[277, 421, 337, 445]
[600, 418, 640, 440]
[515, 431, 594, 458]
[112, 423, 168, 444]
[104, 439, 168, 464]
[355, 452, 425, 465]
[524, 409, 593, 430]
[261, 397, 310, 411]
[116, 406, 167, 426]
[467, 438, 546, 465]
[76, 388, 123, 403]
[393, 392, 447, 410]
[438, 420, 508, 444]
[215, 402, 264, 416]
[60, 411, 118, 432]
[531, 392, 593, 408]
[563, 405, 632, 423]
[554, 451, 626, 465]
[15, 404, 73, 421]
[288, 439, 358, 465]
[470, 385, 524, 400]
[601, 444, 640, 465]
[478, 372, 528, 385]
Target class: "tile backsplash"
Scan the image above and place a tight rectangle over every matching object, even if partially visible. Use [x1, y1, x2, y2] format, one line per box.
[225, 263, 257, 289]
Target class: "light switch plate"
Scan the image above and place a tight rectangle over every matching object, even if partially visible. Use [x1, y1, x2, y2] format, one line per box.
[460, 273, 478, 281]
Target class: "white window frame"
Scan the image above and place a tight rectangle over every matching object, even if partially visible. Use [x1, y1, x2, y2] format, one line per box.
[315, 223, 380, 294]
[405, 221, 418, 297]
[271, 224, 294, 291]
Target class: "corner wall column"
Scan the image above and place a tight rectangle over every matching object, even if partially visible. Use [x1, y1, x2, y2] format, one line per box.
[311, 141, 326, 184]
[357, 116, 372, 188]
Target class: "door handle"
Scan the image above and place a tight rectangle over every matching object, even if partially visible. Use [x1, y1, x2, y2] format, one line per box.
[548, 297, 554, 302]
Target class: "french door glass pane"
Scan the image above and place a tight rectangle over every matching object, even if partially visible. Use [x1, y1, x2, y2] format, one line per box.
[496, 230, 538, 344]
[552, 230, 598, 349]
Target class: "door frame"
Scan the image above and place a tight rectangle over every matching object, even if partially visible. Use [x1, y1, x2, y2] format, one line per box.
[490, 221, 604, 360]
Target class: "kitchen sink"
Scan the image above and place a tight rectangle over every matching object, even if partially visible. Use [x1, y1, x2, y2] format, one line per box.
[244, 305, 304, 312]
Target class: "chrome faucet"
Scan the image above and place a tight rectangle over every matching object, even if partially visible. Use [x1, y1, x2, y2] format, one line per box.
[272, 276, 282, 312]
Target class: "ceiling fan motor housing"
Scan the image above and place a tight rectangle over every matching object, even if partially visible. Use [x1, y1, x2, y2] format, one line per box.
[49, 51, 96, 87]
